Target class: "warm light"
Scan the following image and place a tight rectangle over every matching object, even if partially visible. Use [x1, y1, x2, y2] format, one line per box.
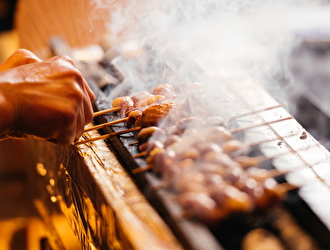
[49, 179, 55, 186]
[50, 196, 57, 203]
[36, 163, 47, 176]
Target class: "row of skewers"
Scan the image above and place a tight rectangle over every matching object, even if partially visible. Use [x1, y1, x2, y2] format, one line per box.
[77, 82, 304, 224]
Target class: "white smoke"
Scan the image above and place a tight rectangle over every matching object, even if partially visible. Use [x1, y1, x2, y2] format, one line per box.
[89, 0, 330, 111]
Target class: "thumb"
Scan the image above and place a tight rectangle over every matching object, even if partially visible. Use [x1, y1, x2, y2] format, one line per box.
[0, 49, 42, 72]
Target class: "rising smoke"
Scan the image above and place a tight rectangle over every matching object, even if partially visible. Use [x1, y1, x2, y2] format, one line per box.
[90, 0, 330, 118]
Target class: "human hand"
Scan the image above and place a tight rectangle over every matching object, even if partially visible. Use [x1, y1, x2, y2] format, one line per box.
[0, 49, 95, 145]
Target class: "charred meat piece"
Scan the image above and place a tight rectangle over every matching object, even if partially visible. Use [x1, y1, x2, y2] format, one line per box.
[177, 147, 201, 161]
[112, 96, 134, 108]
[177, 191, 222, 224]
[197, 142, 223, 156]
[139, 140, 164, 154]
[126, 109, 143, 127]
[204, 152, 241, 169]
[137, 126, 166, 144]
[146, 147, 175, 173]
[235, 156, 260, 168]
[209, 184, 254, 214]
[151, 83, 177, 99]
[138, 102, 182, 127]
[131, 91, 150, 104]
[205, 126, 233, 143]
[111, 96, 134, 117]
[164, 134, 182, 147]
[221, 140, 244, 154]
[175, 117, 206, 133]
[135, 94, 166, 108]
[259, 178, 287, 209]
[173, 171, 207, 193]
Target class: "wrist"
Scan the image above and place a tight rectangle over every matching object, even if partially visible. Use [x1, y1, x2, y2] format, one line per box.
[0, 83, 15, 137]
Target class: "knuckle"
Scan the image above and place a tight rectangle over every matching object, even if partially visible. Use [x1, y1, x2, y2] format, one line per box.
[86, 108, 94, 124]
[55, 54, 74, 63]
[13, 49, 32, 57]
[73, 84, 84, 102]
[57, 55, 76, 68]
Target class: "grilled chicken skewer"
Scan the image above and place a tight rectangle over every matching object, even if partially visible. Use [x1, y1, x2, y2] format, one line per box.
[78, 106, 292, 145]
[77, 116, 292, 145]
[79, 83, 301, 224]
[76, 102, 180, 144]
[132, 148, 300, 223]
[175, 180, 299, 224]
[131, 115, 293, 159]
[89, 97, 286, 132]
[89, 82, 286, 129]
[133, 127, 299, 157]
[92, 83, 176, 117]
[131, 145, 299, 174]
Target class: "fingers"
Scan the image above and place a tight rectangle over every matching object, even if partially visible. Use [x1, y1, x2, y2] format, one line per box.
[75, 106, 85, 142]
[43, 55, 95, 105]
[53, 83, 93, 145]
[0, 50, 96, 146]
[85, 80, 95, 103]
[49, 56, 95, 141]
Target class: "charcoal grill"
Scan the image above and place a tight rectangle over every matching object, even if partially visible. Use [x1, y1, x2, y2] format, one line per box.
[28, 38, 330, 250]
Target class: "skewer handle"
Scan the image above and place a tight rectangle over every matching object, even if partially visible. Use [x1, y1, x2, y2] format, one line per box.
[75, 126, 142, 145]
[228, 103, 286, 121]
[230, 116, 293, 134]
[133, 151, 148, 158]
[84, 118, 128, 132]
[93, 107, 121, 117]
[132, 165, 153, 174]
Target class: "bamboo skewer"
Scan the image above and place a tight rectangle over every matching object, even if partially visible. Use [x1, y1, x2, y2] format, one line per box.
[177, 181, 300, 220]
[276, 182, 300, 192]
[131, 155, 288, 175]
[89, 102, 287, 132]
[81, 103, 291, 148]
[229, 116, 293, 133]
[75, 126, 142, 145]
[131, 116, 294, 159]
[132, 165, 153, 174]
[130, 130, 299, 152]
[93, 107, 121, 117]
[227, 103, 286, 122]
[133, 151, 148, 158]
[131, 142, 323, 174]
[84, 118, 128, 132]
[78, 115, 292, 149]
[247, 131, 299, 148]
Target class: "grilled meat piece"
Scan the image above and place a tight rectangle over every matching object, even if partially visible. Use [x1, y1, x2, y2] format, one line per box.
[137, 126, 166, 144]
[135, 94, 166, 108]
[151, 83, 177, 99]
[139, 102, 182, 127]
